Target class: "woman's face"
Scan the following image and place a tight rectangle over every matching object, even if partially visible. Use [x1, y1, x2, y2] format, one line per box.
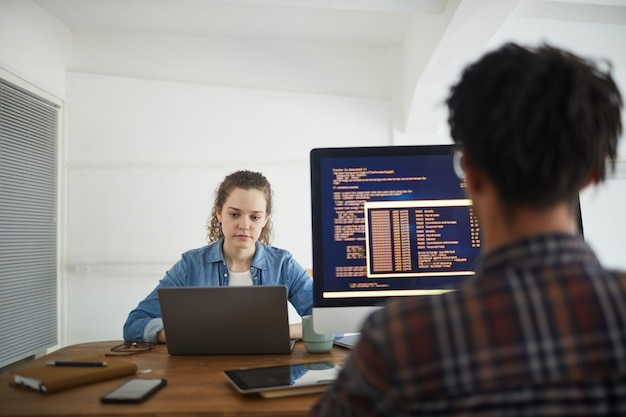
[216, 187, 269, 251]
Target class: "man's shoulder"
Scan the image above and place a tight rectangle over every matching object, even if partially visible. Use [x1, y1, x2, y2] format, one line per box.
[607, 269, 626, 286]
[608, 269, 626, 277]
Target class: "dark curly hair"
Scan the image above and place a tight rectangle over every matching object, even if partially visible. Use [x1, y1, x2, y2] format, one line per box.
[446, 43, 622, 211]
[206, 170, 273, 244]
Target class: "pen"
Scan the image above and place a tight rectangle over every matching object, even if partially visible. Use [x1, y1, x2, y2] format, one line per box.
[46, 361, 108, 367]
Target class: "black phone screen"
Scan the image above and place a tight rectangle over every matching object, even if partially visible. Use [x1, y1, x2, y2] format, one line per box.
[100, 378, 167, 403]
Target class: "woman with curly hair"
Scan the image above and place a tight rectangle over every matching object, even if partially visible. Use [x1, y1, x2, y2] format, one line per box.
[124, 170, 312, 343]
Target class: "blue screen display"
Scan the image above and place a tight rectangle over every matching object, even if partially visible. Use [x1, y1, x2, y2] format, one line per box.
[311, 145, 482, 307]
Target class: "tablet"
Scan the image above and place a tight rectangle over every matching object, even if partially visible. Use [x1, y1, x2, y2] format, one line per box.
[223, 361, 340, 397]
[334, 333, 360, 349]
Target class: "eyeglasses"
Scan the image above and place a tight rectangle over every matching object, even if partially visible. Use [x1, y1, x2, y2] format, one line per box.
[105, 342, 157, 356]
[453, 148, 465, 180]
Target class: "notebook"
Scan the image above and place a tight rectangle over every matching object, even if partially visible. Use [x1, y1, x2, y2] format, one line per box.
[10, 356, 137, 394]
[158, 286, 295, 355]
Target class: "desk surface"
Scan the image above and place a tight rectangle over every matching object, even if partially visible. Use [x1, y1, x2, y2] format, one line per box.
[0, 340, 351, 417]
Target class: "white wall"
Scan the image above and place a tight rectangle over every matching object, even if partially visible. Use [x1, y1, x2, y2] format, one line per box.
[0, 0, 70, 98]
[63, 72, 391, 344]
[70, 32, 391, 100]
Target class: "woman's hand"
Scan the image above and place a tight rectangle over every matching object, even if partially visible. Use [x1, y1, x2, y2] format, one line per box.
[289, 323, 302, 340]
[157, 329, 167, 343]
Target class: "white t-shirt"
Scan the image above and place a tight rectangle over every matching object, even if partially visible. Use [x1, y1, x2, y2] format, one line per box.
[228, 270, 253, 286]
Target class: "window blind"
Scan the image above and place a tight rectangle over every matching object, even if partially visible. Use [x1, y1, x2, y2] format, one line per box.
[0, 78, 59, 369]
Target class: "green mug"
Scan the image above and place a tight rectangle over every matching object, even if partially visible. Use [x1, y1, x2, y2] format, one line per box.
[301, 315, 334, 353]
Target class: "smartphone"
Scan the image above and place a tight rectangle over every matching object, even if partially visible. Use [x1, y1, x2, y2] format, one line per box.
[100, 378, 167, 403]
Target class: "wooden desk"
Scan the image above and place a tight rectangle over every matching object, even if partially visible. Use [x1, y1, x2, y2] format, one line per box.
[0, 340, 350, 417]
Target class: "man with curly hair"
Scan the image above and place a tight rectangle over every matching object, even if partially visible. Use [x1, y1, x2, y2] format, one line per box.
[312, 43, 625, 416]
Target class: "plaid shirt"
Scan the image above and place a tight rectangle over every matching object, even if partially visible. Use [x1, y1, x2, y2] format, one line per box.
[311, 233, 626, 416]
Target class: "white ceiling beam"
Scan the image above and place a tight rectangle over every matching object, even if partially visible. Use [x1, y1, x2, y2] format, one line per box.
[227, 0, 447, 13]
[516, 0, 626, 24]
[400, 0, 522, 137]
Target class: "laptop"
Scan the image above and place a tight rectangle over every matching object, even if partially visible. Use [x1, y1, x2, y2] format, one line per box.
[158, 286, 295, 355]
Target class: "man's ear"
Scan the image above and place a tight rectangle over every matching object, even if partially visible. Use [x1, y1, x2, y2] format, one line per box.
[463, 160, 485, 195]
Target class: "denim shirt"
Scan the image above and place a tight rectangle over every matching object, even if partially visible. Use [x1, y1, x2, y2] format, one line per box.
[123, 239, 313, 343]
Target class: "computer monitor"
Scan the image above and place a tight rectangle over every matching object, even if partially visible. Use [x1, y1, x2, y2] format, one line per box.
[310, 144, 585, 335]
[310, 144, 481, 334]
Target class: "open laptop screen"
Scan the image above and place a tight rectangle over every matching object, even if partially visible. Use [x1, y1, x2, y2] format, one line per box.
[158, 286, 293, 355]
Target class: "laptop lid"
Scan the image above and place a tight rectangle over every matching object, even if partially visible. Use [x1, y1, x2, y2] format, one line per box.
[158, 286, 293, 355]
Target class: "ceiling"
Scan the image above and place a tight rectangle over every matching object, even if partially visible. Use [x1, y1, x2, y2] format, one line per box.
[32, 0, 626, 134]
[33, 0, 626, 44]
[33, 0, 447, 43]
